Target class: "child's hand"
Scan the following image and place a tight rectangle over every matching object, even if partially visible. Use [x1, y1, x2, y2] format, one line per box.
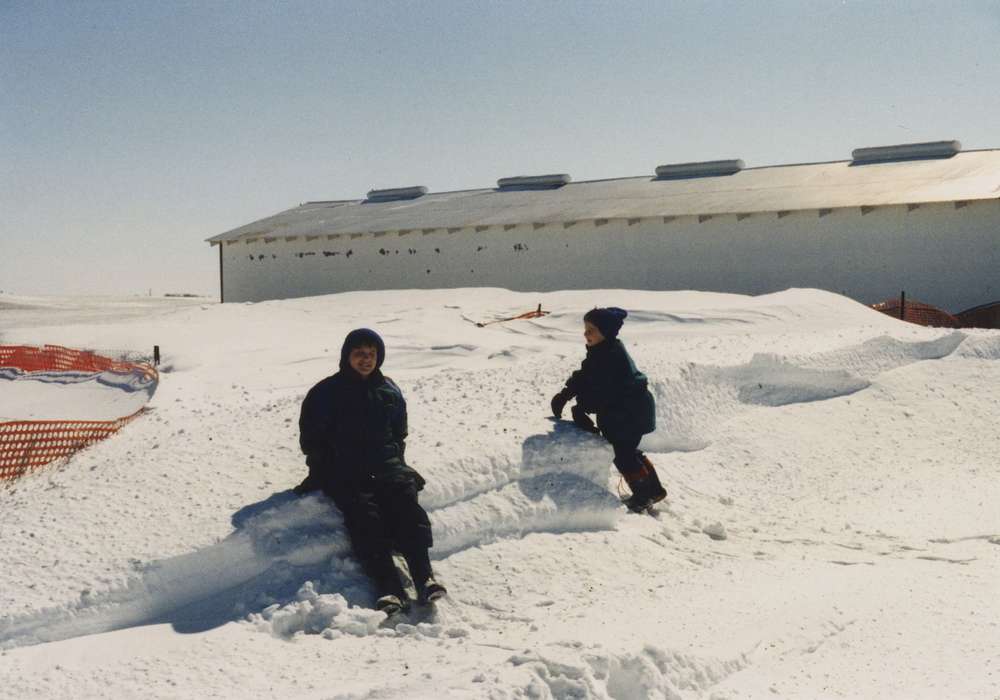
[550, 389, 572, 418]
[571, 405, 600, 434]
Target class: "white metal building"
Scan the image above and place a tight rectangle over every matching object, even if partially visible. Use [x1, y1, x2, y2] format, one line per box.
[207, 141, 1000, 313]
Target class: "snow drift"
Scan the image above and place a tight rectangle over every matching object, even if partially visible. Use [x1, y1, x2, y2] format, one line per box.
[0, 288, 998, 700]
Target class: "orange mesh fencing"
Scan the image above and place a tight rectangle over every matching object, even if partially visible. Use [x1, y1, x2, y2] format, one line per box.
[0, 344, 157, 381]
[871, 299, 961, 328]
[0, 345, 157, 481]
[0, 415, 144, 481]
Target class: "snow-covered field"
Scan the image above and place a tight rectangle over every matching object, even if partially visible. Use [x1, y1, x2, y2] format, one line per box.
[1, 288, 998, 699]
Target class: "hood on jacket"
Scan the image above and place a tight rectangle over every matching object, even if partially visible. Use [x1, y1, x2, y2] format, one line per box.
[339, 328, 386, 372]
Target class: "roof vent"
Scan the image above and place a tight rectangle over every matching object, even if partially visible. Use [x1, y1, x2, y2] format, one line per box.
[851, 140, 961, 164]
[655, 159, 744, 180]
[497, 174, 571, 191]
[366, 186, 428, 203]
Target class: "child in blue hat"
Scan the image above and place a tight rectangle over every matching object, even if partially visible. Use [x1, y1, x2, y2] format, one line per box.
[551, 308, 667, 512]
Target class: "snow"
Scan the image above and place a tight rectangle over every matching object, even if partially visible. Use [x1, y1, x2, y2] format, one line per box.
[1, 287, 998, 699]
[0, 367, 157, 421]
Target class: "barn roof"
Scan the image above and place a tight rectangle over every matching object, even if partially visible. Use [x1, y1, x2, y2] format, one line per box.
[207, 147, 1000, 243]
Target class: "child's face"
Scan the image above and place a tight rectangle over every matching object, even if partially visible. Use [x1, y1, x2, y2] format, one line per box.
[583, 321, 605, 347]
[348, 344, 378, 377]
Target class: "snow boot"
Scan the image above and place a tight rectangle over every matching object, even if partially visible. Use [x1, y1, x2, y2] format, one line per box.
[403, 547, 447, 603]
[362, 553, 406, 607]
[416, 577, 447, 604]
[622, 453, 667, 512]
[375, 594, 404, 616]
[638, 453, 667, 503]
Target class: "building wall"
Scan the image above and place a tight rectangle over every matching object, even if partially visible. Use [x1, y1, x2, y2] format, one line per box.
[219, 200, 999, 312]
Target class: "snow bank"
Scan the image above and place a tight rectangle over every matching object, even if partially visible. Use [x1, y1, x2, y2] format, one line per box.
[0, 419, 616, 646]
[639, 331, 969, 453]
[1, 288, 998, 700]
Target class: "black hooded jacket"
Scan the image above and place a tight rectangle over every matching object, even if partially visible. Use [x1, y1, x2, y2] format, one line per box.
[563, 338, 656, 441]
[298, 330, 425, 494]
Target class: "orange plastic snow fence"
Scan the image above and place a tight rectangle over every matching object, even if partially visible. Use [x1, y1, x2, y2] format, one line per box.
[475, 304, 549, 327]
[0, 415, 144, 480]
[0, 344, 156, 380]
[0, 345, 157, 481]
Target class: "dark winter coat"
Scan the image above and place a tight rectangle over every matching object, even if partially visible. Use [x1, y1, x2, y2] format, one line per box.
[563, 338, 656, 442]
[298, 368, 425, 496]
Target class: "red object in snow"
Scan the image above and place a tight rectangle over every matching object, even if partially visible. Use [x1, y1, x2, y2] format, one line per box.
[870, 298, 960, 328]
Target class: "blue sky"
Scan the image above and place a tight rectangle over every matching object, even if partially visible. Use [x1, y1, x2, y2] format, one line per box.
[2, 1, 999, 296]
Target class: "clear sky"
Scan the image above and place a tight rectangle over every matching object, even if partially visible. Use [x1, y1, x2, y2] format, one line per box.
[2, 1, 999, 297]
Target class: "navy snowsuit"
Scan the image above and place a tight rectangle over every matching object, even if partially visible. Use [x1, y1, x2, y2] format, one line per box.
[558, 337, 662, 499]
[564, 338, 656, 444]
[297, 330, 433, 599]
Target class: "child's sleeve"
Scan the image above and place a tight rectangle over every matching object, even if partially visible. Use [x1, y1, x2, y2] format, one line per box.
[563, 362, 586, 397]
[392, 388, 409, 460]
[298, 386, 325, 456]
[299, 387, 319, 455]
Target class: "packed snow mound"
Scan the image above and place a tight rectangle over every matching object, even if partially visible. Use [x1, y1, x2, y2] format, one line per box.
[509, 644, 749, 700]
[249, 581, 385, 639]
[0, 424, 615, 647]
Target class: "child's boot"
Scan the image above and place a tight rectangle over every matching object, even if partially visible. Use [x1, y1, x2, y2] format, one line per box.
[375, 594, 404, 616]
[363, 553, 407, 612]
[403, 546, 448, 604]
[417, 578, 447, 603]
[638, 452, 667, 504]
[621, 452, 667, 512]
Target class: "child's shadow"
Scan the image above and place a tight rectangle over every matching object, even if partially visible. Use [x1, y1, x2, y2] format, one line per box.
[520, 420, 618, 505]
[419, 420, 620, 555]
[157, 489, 365, 635]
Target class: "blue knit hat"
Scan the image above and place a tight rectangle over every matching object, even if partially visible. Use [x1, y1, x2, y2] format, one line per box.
[339, 328, 386, 371]
[583, 307, 628, 339]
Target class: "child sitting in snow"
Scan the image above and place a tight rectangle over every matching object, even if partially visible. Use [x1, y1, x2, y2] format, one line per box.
[550, 307, 667, 512]
[295, 328, 446, 615]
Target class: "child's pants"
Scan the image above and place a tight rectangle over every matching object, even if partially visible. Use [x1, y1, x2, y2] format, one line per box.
[330, 476, 433, 597]
[610, 434, 644, 477]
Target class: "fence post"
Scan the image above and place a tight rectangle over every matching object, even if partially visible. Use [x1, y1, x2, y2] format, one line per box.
[153, 345, 160, 366]
[899, 291, 906, 321]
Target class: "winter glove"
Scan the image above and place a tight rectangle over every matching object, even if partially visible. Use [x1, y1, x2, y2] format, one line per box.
[571, 404, 600, 434]
[550, 388, 574, 418]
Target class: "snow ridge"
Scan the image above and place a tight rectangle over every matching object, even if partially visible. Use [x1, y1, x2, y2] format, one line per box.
[0, 426, 616, 647]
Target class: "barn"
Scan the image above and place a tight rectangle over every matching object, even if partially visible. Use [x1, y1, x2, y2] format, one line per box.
[206, 140, 1000, 312]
